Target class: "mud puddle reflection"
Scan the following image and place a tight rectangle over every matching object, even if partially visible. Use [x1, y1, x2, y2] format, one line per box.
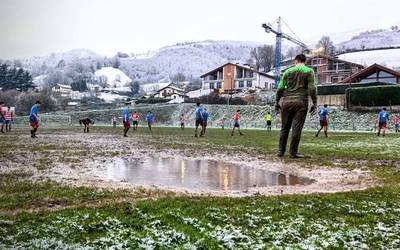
[104, 157, 314, 191]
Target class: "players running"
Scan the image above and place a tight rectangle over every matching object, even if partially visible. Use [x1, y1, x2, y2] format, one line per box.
[79, 118, 94, 133]
[4, 107, 13, 132]
[393, 113, 399, 133]
[0, 102, 5, 133]
[194, 102, 204, 137]
[202, 108, 209, 135]
[316, 104, 329, 137]
[180, 113, 185, 130]
[231, 109, 244, 136]
[132, 111, 140, 130]
[377, 108, 389, 137]
[122, 104, 131, 137]
[29, 101, 41, 138]
[146, 111, 154, 131]
[264, 111, 273, 132]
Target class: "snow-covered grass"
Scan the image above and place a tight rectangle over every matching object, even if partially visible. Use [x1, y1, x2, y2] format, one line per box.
[1, 127, 400, 249]
[1, 187, 400, 249]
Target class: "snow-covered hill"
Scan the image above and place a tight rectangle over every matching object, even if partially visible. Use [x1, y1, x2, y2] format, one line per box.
[119, 40, 261, 83]
[338, 48, 400, 70]
[336, 28, 400, 51]
[94, 67, 132, 88]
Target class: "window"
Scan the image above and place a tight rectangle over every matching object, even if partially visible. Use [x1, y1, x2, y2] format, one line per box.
[246, 81, 252, 87]
[236, 68, 243, 78]
[239, 81, 244, 88]
[209, 82, 215, 89]
[217, 82, 222, 89]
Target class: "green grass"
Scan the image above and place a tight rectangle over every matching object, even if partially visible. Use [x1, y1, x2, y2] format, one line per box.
[0, 126, 400, 249]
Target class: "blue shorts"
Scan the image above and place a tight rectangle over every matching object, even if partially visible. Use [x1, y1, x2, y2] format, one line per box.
[234, 122, 240, 128]
[0, 118, 4, 124]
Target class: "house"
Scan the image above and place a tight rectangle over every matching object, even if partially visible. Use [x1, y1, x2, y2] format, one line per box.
[340, 63, 400, 84]
[308, 55, 365, 84]
[51, 84, 72, 97]
[281, 55, 365, 84]
[152, 83, 187, 103]
[200, 63, 275, 94]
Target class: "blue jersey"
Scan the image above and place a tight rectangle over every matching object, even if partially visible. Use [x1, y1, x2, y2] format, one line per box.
[146, 113, 154, 123]
[122, 107, 129, 122]
[29, 104, 39, 122]
[203, 112, 209, 123]
[379, 111, 389, 123]
[195, 107, 204, 120]
[319, 107, 328, 120]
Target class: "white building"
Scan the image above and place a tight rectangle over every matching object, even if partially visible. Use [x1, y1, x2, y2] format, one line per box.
[51, 84, 72, 97]
[200, 63, 275, 95]
[152, 83, 187, 103]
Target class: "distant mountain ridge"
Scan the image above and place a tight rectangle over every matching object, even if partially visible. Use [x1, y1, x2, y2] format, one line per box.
[15, 26, 400, 86]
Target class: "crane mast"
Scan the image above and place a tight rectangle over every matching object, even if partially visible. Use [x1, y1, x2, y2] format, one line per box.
[262, 17, 309, 88]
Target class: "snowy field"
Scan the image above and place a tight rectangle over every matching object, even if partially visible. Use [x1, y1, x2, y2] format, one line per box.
[0, 127, 399, 248]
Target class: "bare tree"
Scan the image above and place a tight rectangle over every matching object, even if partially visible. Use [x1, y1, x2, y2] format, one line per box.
[171, 72, 186, 82]
[317, 36, 335, 56]
[285, 46, 303, 59]
[250, 45, 275, 72]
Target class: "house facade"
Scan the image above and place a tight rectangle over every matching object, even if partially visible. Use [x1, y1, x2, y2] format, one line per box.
[51, 84, 72, 97]
[307, 55, 365, 84]
[281, 55, 365, 85]
[340, 63, 400, 84]
[200, 63, 275, 94]
[153, 83, 187, 103]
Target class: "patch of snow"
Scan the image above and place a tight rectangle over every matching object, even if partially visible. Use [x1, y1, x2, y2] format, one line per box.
[94, 67, 132, 88]
[338, 48, 400, 69]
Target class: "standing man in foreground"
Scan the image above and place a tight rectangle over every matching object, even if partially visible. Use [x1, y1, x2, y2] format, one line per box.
[29, 101, 41, 138]
[275, 54, 317, 158]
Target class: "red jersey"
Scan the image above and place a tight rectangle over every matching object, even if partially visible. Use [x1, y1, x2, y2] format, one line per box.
[4, 111, 13, 120]
[233, 112, 240, 122]
[131, 113, 140, 121]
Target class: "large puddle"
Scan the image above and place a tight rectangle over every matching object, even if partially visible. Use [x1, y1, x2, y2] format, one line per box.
[104, 157, 314, 191]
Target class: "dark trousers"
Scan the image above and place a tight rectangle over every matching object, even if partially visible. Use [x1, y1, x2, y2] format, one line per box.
[279, 99, 308, 156]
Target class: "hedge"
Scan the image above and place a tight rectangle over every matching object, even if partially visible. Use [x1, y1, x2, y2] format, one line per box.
[317, 82, 392, 95]
[347, 85, 400, 106]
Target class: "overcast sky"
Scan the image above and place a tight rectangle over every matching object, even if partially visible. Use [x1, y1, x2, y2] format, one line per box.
[1, 0, 399, 59]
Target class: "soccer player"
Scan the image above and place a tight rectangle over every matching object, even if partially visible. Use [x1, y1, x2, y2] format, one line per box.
[29, 101, 41, 138]
[316, 104, 329, 137]
[122, 104, 130, 137]
[131, 111, 140, 130]
[275, 54, 317, 158]
[179, 113, 185, 130]
[219, 117, 225, 129]
[377, 108, 389, 137]
[0, 102, 5, 133]
[146, 111, 154, 131]
[112, 116, 117, 128]
[231, 110, 243, 136]
[194, 102, 204, 137]
[5, 107, 14, 132]
[202, 108, 209, 135]
[393, 114, 399, 133]
[264, 111, 273, 132]
[79, 118, 94, 133]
